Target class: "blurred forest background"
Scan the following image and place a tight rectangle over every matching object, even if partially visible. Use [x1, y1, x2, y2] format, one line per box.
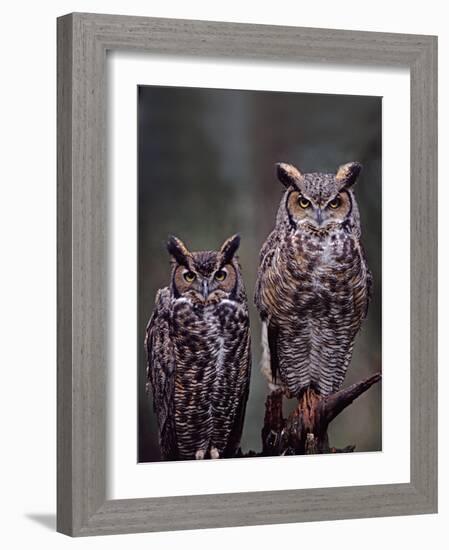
[138, 85, 382, 462]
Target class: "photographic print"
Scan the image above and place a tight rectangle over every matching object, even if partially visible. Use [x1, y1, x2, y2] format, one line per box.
[57, 15, 437, 534]
[138, 85, 382, 462]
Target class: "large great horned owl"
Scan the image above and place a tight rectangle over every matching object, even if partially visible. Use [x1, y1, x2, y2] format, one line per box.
[145, 234, 251, 460]
[255, 162, 372, 398]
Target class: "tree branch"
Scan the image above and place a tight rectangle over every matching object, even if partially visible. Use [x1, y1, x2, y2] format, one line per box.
[261, 390, 285, 455]
[260, 372, 382, 455]
[324, 373, 382, 424]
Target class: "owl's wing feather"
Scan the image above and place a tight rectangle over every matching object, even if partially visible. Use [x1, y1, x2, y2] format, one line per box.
[255, 231, 282, 384]
[224, 320, 251, 458]
[267, 322, 280, 383]
[254, 230, 278, 318]
[358, 242, 373, 319]
[145, 288, 178, 460]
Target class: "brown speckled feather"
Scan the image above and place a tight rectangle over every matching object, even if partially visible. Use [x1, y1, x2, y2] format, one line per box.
[145, 288, 178, 459]
[146, 237, 251, 460]
[255, 163, 372, 397]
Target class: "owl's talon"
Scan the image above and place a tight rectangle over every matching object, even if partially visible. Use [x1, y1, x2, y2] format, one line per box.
[210, 447, 220, 459]
[195, 449, 206, 460]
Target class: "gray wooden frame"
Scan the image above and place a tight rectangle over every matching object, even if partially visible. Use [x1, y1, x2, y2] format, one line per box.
[57, 12, 438, 537]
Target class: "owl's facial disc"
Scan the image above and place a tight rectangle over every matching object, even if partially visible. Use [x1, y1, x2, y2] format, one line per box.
[173, 264, 237, 304]
[287, 190, 351, 230]
[176, 268, 211, 302]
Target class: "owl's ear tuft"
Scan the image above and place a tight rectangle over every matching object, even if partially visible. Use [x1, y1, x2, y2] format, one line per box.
[220, 234, 241, 265]
[336, 162, 362, 188]
[276, 162, 304, 188]
[166, 236, 191, 267]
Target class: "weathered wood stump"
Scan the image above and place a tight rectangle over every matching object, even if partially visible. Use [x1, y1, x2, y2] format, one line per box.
[261, 373, 381, 455]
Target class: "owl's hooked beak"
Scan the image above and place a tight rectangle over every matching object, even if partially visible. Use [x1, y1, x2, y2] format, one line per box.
[201, 280, 210, 300]
[315, 208, 323, 226]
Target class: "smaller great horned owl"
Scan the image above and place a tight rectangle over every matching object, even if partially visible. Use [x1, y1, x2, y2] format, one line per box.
[146, 234, 251, 460]
[255, 162, 372, 398]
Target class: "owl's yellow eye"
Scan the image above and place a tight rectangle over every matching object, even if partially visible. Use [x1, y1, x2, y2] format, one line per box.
[329, 197, 341, 209]
[214, 270, 227, 282]
[298, 196, 310, 209]
[183, 271, 196, 283]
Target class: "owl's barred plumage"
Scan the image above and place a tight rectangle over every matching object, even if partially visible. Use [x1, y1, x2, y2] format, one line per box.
[146, 235, 251, 460]
[255, 162, 372, 398]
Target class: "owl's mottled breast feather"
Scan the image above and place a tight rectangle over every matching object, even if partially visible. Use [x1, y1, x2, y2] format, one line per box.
[255, 228, 371, 396]
[147, 289, 251, 459]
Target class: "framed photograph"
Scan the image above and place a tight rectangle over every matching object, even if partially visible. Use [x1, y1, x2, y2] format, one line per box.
[57, 13, 437, 536]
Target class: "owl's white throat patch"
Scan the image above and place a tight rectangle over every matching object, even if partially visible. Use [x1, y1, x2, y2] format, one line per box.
[174, 297, 192, 305]
[219, 298, 237, 306]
